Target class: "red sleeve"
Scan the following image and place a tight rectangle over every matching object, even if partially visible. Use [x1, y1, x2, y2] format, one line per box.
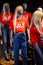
[28, 12, 32, 25]
[9, 19, 14, 30]
[30, 26, 40, 46]
[28, 12, 32, 18]
[10, 13, 14, 19]
[25, 19, 29, 28]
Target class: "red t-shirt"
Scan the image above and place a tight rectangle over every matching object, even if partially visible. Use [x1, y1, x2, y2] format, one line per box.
[22, 12, 32, 25]
[9, 17, 29, 32]
[0, 12, 13, 25]
[30, 26, 43, 49]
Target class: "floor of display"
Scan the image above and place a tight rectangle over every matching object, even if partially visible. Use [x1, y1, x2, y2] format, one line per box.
[0, 56, 32, 65]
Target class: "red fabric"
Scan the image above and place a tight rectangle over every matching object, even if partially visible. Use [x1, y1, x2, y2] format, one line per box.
[0, 12, 13, 25]
[9, 17, 29, 32]
[22, 12, 32, 24]
[30, 26, 43, 48]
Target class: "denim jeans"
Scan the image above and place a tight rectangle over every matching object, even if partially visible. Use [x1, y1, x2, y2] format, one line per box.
[13, 32, 27, 65]
[33, 46, 43, 65]
[2, 24, 10, 51]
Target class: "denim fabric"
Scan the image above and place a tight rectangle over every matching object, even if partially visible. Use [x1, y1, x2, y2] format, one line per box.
[13, 32, 27, 65]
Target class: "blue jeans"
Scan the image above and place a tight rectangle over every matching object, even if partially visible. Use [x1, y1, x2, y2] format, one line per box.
[13, 32, 27, 65]
[2, 24, 10, 51]
[33, 46, 43, 65]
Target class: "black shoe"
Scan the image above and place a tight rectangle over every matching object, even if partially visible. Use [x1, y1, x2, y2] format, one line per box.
[10, 51, 14, 60]
[10, 55, 14, 60]
[4, 51, 10, 61]
[5, 56, 10, 61]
